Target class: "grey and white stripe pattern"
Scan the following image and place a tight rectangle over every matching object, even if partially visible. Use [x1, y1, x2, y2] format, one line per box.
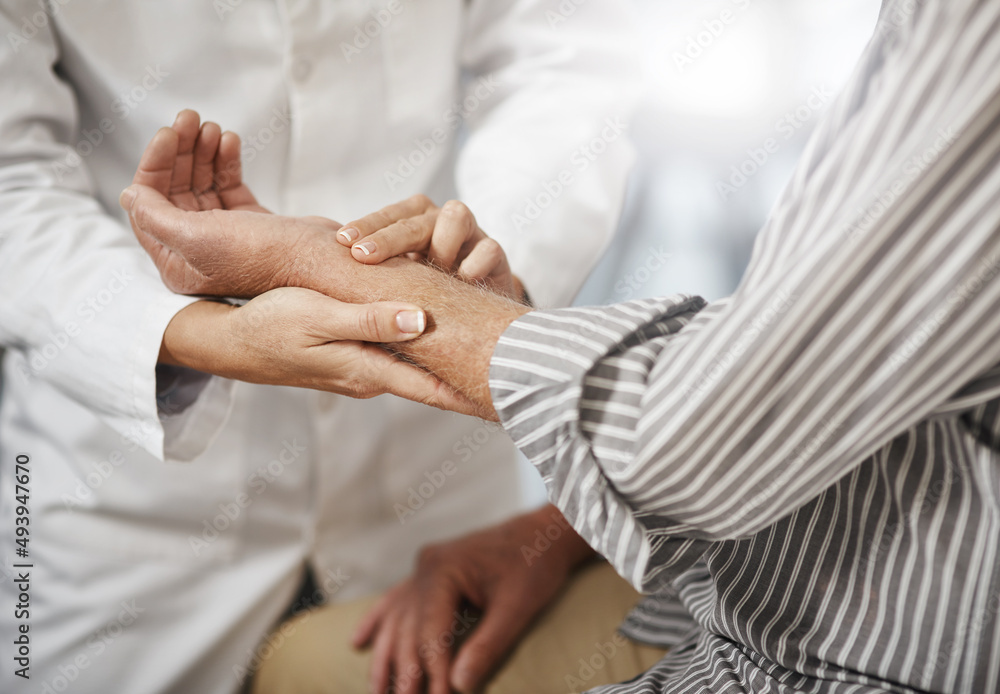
[490, 1, 1000, 691]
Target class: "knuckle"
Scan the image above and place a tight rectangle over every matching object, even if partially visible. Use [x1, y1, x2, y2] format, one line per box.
[347, 373, 379, 400]
[441, 199, 469, 216]
[396, 218, 425, 241]
[478, 238, 502, 259]
[357, 307, 386, 342]
[439, 199, 472, 226]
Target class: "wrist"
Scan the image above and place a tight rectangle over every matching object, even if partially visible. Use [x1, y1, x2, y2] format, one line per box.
[159, 300, 234, 372]
[285, 219, 359, 298]
[525, 505, 596, 573]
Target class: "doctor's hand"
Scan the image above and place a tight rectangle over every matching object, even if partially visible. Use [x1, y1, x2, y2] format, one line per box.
[160, 288, 477, 414]
[123, 109, 341, 298]
[337, 196, 526, 302]
[352, 506, 595, 694]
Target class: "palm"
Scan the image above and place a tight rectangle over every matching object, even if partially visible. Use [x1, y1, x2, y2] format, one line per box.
[127, 110, 284, 295]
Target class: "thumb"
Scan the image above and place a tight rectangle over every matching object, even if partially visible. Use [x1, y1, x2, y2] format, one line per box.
[119, 183, 190, 250]
[322, 300, 428, 343]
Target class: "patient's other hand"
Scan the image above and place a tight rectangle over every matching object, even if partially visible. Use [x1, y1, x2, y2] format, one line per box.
[353, 506, 594, 694]
[122, 110, 340, 298]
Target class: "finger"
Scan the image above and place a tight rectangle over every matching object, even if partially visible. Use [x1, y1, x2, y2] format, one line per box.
[349, 211, 438, 264]
[361, 349, 481, 416]
[192, 122, 222, 197]
[369, 611, 400, 694]
[456, 238, 507, 283]
[427, 200, 480, 271]
[417, 580, 464, 694]
[169, 109, 201, 197]
[450, 592, 535, 694]
[132, 127, 179, 195]
[316, 300, 428, 343]
[214, 131, 260, 209]
[119, 184, 192, 253]
[353, 588, 399, 649]
[336, 194, 435, 246]
[395, 608, 425, 694]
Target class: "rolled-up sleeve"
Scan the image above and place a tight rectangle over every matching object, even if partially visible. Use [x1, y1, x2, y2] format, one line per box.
[491, 0, 1000, 593]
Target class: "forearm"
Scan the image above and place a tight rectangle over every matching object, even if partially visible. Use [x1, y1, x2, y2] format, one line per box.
[159, 300, 234, 371]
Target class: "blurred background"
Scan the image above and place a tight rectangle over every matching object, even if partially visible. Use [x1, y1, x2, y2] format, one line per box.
[576, 0, 883, 306]
[517, 0, 884, 500]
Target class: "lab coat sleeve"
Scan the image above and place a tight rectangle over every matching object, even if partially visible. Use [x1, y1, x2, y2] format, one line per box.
[457, 0, 642, 308]
[0, 2, 234, 461]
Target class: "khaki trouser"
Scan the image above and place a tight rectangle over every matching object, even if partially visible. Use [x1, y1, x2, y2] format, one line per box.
[252, 562, 668, 694]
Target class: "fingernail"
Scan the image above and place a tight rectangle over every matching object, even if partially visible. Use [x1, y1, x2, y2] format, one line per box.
[396, 310, 426, 335]
[354, 241, 376, 257]
[338, 227, 359, 243]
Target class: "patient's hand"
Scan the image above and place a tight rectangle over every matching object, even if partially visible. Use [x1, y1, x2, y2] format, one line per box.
[132, 109, 269, 215]
[122, 110, 339, 298]
[353, 506, 594, 694]
[337, 196, 525, 302]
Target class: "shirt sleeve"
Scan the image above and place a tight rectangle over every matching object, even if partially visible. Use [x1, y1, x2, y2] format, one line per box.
[0, 1, 234, 461]
[490, 0, 1000, 592]
[456, 0, 641, 308]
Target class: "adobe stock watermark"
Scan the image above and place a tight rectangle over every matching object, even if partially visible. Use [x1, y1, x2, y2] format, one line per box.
[673, 0, 753, 73]
[511, 116, 627, 232]
[388, 609, 480, 693]
[234, 108, 291, 172]
[717, 85, 835, 201]
[59, 394, 196, 511]
[854, 460, 963, 576]
[340, 0, 407, 62]
[725, 418, 843, 531]
[546, 0, 591, 29]
[843, 126, 958, 242]
[394, 423, 501, 523]
[16, 268, 135, 381]
[188, 438, 308, 556]
[885, 254, 1000, 372]
[231, 567, 350, 684]
[563, 632, 632, 692]
[36, 600, 144, 694]
[52, 64, 170, 182]
[614, 246, 672, 300]
[384, 74, 500, 193]
[875, 0, 930, 38]
[680, 288, 796, 402]
[520, 509, 573, 566]
[6, 0, 72, 53]
[918, 582, 1000, 689]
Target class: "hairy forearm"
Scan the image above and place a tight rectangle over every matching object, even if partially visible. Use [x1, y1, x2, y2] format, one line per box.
[296, 233, 530, 416]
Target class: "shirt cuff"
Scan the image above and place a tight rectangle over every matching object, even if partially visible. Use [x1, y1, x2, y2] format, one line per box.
[489, 296, 707, 591]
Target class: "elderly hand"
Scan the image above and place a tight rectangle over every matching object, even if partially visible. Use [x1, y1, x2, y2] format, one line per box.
[121, 109, 340, 298]
[132, 111, 475, 414]
[352, 506, 595, 694]
[337, 195, 526, 302]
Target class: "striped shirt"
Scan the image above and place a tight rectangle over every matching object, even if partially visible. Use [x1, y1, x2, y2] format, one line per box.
[489, 1, 1000, 692]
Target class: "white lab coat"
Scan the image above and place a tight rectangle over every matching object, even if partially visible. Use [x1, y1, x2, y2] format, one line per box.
[0, 1, 638, 692]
